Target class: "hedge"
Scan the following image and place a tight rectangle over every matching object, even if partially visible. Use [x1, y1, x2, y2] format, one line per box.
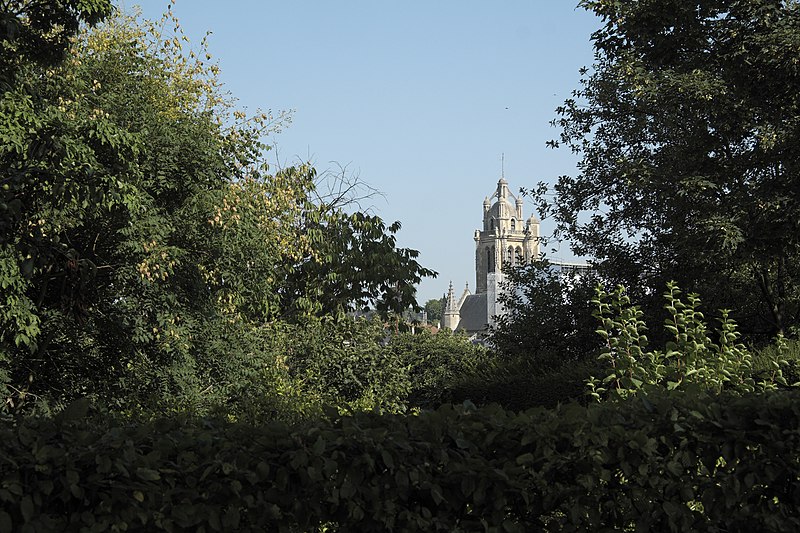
[449, 358, 599, 410]
[1, 391, 799, 532]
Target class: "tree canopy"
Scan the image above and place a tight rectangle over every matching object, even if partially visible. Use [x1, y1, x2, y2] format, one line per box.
[0, 5, 434, 413]
[490, 259, 600, 368]
[540, 0, 800, 337]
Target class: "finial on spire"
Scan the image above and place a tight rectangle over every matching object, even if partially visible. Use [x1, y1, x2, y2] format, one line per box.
[501, 153, 505, 180]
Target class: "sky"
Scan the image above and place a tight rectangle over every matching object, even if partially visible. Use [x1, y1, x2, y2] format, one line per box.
[128, 1, 601, 304]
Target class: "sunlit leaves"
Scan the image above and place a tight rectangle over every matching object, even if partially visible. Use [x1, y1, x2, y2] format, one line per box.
[588, 281, 791, 401]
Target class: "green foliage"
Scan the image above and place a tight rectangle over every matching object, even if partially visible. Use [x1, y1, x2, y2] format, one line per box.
[752, 336, 800, 387]
[490, 258, 601, 368]
[0, 7, 434, 415]
[450, 356, 600, 410]
[538, 0, 800, 337]
[0, 7, 308, 412]
[0, 0, 113, 80]
[386, 329, 490, 409]
[280, 210, 436, 319]
[588, 282, 791, 401]
[424, 296, 445, 323]
[3, 390, 800, 531]
[279, 317, 411, 415]
[0, 0, 114, 406]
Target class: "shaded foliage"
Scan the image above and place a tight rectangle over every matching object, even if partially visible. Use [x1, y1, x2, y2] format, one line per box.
[450, 356, 600, 410]
[490, 259, 601, 369]
[538, 0, 800, 339]
[3, 390, 800, 531]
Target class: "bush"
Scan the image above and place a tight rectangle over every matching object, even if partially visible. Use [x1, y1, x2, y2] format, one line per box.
[385, 329, 490, 409]
[450, 356, 600, 410]
[3, 391, 800, 532]
[588, 283, 792, 400]
[111, 316, 412, 423]
[280, 316, 411, 414]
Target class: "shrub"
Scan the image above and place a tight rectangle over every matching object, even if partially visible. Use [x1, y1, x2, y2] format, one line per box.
[385, 329, 490, 409]
[450, 356, 600, 410]
[588, 282, 791, 400]
[3, 391, 800, 532]
[280, 316, 410, 414]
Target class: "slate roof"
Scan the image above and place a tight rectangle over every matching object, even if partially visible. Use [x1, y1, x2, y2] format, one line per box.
[456, 293, 488, 334]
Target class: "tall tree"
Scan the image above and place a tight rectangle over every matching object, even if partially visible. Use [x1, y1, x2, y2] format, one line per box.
[541, 0, 800, 337]
[0, 7, 435, 413]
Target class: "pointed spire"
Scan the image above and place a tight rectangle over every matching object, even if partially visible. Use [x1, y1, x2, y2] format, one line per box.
[445, 281, 456, 311]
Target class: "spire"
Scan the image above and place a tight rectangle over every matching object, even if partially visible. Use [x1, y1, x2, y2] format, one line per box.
[501, 152, 505, 180]
[459, 281, 471, 305]
[496, 178, 509, 200]
[445, 281, 456, 311]
[443, 281, 461, 331]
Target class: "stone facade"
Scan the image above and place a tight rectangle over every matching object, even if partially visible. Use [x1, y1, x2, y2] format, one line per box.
[474, 178, 540, 294]
[444, 178, 541, 335]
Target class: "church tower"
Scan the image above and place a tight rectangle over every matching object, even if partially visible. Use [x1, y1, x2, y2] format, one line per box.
[473, 178, 540, 294]
[442, 176, 541, 335]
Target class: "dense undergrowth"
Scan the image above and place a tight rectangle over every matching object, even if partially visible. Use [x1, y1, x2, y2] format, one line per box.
[2, 390, 799, 532]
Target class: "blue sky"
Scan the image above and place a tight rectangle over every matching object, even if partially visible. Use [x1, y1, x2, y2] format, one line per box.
[129, 1, 600, 303]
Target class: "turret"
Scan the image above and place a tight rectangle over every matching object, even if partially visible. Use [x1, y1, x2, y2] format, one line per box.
[442, 281, 460, 331]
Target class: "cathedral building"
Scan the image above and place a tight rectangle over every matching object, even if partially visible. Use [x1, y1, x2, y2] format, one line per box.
[442, 178, 540, 336]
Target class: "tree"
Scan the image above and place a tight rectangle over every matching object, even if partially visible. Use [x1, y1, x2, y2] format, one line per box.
[0, 0, 114, 406]
[424, 297, 445, 323]
[278, 208, 436, 320]
[0, 7, 435, 414]
[0, 6, 309, 411]
[489, 259, 601, 369]
[0, 0, 112, 80]
[540, 0, 800, 338]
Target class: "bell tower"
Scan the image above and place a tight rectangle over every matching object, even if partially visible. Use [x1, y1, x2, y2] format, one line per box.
[473, 178, 540, 294]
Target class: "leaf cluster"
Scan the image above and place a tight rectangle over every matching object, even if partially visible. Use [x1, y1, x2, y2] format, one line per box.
[588, 281, 794, 401]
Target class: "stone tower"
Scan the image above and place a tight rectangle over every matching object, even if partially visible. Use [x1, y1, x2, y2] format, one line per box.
[442, 177, 541, 334]
[473, 178, 540, 294]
